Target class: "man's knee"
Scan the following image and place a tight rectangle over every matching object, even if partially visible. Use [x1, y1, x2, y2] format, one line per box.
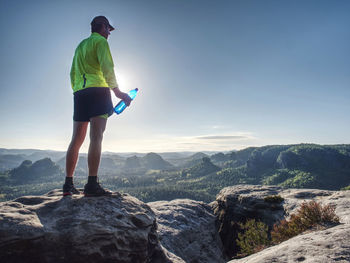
[71, 122, 88, 146]
[72, 135, 85, 147]
[90, 131, 104, 143]
[72, 130, 86, 145]
[90, 116, 107, 142]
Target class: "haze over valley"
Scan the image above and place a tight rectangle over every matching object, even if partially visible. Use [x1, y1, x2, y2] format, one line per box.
[1, 144, 350, 203]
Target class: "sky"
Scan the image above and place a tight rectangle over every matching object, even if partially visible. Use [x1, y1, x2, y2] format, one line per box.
[0, 0, 349, 153]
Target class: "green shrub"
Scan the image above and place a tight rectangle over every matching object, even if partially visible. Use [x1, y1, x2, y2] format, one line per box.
[279, 172, 316, 188]
[341, 185, 350, 190]
[236, 219, 270, 256]
[264, 195, 284, 203]
[271, 200, 339, 244]
[262, 169, 295, 185]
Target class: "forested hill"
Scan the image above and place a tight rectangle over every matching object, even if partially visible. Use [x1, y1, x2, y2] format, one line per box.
[217, 144, 350, 190]
[0, 144, 350, 202]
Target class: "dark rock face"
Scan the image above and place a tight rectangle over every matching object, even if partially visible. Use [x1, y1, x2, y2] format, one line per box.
[276, 146, 350, 171]
[246, 146, 290, 176]
[0, 190, 180, 263]
[149, 199, 226, 263]
[228, 186, 350, 263]
[210, 185, 285, 258]
[212, 185, 350, 262]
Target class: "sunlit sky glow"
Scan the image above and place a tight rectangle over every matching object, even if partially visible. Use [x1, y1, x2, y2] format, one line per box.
[0, 0, 349, 153]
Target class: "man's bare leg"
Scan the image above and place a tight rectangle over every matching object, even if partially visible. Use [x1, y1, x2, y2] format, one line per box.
[66, 121, 88, 177]
[88, 116, 107, 177]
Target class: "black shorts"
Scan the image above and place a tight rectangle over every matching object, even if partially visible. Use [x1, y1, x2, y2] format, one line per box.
[73, 87, 114, 122]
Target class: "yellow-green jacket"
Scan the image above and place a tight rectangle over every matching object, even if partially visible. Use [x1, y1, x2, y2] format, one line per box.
[70, 32, 118, 93]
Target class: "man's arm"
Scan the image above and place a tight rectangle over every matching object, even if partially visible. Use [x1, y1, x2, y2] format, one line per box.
[96, 39, 118, 89]
[96, 40, 131, 106]
[112, 87, 132, 106]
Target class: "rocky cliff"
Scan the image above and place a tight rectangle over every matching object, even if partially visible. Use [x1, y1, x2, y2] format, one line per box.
[149, 199, 225, 263]
[0, 189, 183, 263]
[1, 185, 350, 263]
[211, 185, 350, 263]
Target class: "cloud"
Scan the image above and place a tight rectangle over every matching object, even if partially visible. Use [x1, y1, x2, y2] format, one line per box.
[211, 125, 226, 129]
[103, 132, 257, 152]
[196, 135, 249, 140]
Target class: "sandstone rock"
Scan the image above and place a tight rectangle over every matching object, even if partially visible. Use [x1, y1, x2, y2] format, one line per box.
[0, 189, 180, 263]
[210, 185, 286, 257]
[278, 188, 350, 224]
[211, 185, 350, 262]
[228, 223, 350, 263]
[149, 199, 226, 263]
[3, 184, 349, 263]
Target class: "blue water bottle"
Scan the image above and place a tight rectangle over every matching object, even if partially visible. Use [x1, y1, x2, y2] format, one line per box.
[114, 88, 139, 115]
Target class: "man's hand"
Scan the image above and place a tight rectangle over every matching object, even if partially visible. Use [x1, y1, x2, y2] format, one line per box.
[112, 87, 132, 106]
[121, 92, 132, 106]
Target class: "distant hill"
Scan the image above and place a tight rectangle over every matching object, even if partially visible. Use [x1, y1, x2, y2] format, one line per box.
[56, 156, 87, 177]
[26, 151, 65, 162]
[0, 148, 221, 171]
[182, 157, 221, 178]
[0, 154, 27, 171]
[0, 148, 41, 155]
[0, 148, 65, 162]
[217, 144, 350, 190]
[141, 153, 174, 170]
[210, 149, 267, 168]
[56, 152, 174, 174]
[210, 152, 230, 166]
[1, 144, 350, 203]
[0, 149, 65, 172]
[99, 157, 121, 175]
[9, 158, 63, 183]
[175, 152, 210, 168]
[124, 156, 142, 169]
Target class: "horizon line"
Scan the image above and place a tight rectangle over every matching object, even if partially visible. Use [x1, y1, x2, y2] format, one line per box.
[1, 142, 350, 155]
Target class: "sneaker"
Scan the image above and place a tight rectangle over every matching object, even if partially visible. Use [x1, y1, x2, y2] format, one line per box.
[63, 183, 81, 196]
[84, 181, 112, 197]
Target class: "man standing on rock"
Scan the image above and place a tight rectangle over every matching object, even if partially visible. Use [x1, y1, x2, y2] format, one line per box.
[63, 16, 132, 197]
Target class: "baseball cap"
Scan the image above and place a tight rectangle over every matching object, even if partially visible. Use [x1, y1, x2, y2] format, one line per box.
[91, 16, 115, 31]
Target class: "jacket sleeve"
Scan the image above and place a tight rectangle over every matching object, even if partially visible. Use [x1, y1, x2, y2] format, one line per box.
[96, 40, 118, 89]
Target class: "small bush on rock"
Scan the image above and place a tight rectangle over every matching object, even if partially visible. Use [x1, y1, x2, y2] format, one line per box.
[271, 200, 339, 243]
[236, 219, 270, 256]
[341, 185, 350, 190]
